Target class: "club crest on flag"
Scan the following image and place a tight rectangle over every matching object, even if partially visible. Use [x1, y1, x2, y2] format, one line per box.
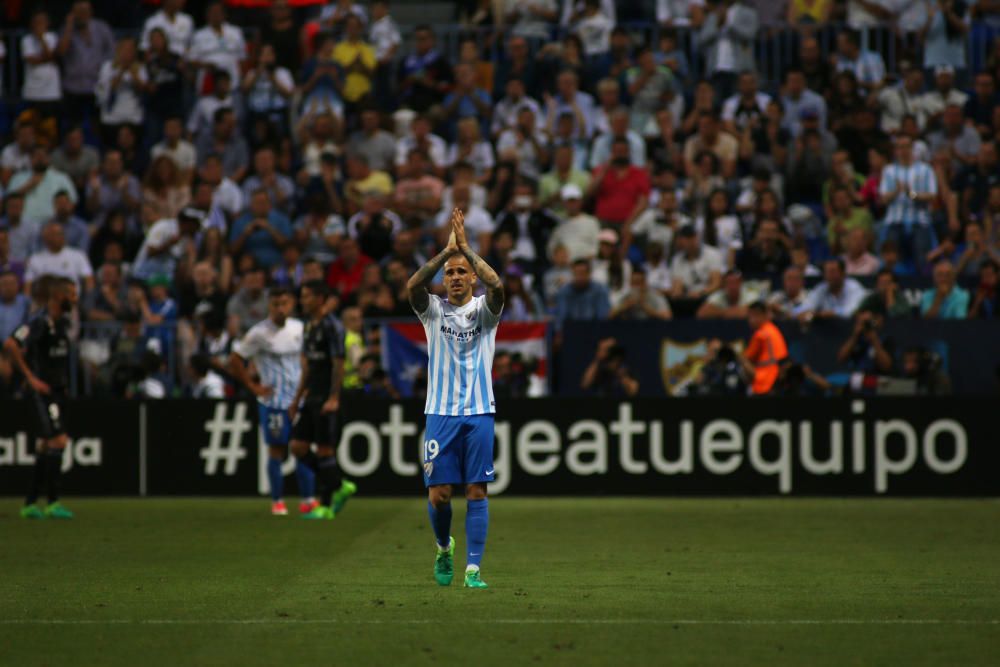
[661, 338, 744, 395]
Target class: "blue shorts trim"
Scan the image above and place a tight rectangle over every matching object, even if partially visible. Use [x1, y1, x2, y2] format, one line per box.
[422, 414, 495, 487]
[258, 404, 292, 447]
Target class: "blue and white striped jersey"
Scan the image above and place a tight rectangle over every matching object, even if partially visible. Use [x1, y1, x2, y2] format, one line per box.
[416, 294, 501, 416]
[232, 317, 303, 410]
[879, 161, 938, 227]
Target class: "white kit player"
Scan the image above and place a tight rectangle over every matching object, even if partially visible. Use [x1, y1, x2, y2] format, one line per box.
[407, 209, 505, 589]
[228, 287, 316, 515]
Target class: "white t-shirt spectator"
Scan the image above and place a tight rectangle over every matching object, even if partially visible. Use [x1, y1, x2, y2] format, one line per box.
[445, 142, 496, 179]
[507, 0, 558, 39]
[496, 129, 549, 179]
[151, 140, 197, 172]
[192, 370, 226, 398]
[561, 0, 616, 25]
[141, 10, 195, 56]
[394, 134, 447, 170]
[24, 246, 93, 289]
[574, 12, 613, 56]
[369, 15, 401, 62]
[491, 96, 544, 136]
[721, 92, 772, 126]
[656, 0, 705, 27]
[670, 244, 725, 294]
[0, 143, 32, 175]
[211, 178, 244, 220]
[94, 62, 149, 125]
[245, 67, 294, 114]
[21, 32, 61, 101]
[186, 23, 246, 88]
[694, 215, 743, 263]
[186, 94, 234, 140]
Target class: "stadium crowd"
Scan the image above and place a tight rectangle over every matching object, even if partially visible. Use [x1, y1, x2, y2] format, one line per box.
[1, 0, 1000, 399]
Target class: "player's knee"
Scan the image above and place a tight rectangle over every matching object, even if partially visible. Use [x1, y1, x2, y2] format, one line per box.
[428, 485, 452, 507]
[465, 483, 487, 501]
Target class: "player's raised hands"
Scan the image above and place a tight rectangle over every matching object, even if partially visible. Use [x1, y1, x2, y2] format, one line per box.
[450, 208, 469, 250]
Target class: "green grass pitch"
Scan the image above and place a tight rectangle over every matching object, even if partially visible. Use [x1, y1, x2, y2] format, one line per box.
[2, 498, 999, 666]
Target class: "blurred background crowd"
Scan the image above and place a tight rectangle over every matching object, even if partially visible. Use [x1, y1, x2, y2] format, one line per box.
[0, 0, 999, 399]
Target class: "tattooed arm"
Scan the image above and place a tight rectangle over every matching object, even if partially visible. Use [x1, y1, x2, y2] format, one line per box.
[407, 234, 458, 314]
[453, 209, 505, 316]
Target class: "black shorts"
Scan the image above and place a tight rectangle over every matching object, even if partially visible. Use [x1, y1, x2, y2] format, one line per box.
[291, 399, 339, 446]
[31, 393, 66, 440]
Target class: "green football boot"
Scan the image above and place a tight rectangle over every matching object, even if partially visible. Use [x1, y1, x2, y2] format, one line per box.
[45, 502, 74, 519]
[302, 505, 334, 520]
[434, 536, 455, 586]
[332, 480, 357, 515]
[20, 504, 45, 520]
[463, 568, 488, 589]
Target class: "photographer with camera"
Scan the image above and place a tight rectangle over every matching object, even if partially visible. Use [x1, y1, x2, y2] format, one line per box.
[693, 339, 747, 397]
[901, 347, 952, 395]
[580, 337, 639, 397]
[837, 304, 895, 375]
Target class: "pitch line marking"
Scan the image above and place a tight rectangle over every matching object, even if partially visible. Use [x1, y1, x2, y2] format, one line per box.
[1, 619, 998, 626]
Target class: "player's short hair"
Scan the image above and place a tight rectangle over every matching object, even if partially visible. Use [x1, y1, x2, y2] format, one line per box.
[301, 280, 329, 298]
[268, 286, 294, 299]
[748, 301, 768, 314]
[571, 258, 591, 270]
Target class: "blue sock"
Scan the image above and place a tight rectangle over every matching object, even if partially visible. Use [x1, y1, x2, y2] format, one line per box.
[465, 499, 488, 569]
[267, 458, 283, 501]
[295, 460, 315, 499]
[427, 501, 452, 549]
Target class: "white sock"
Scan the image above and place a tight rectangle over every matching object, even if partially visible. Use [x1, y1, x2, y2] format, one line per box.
[465, 564, 479, 573]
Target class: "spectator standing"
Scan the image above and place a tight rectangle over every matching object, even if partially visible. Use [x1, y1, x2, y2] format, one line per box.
[506, 0, 558, 39]
[132, 207, 205, 281]
[326, 237, 372, 299]
[493, 181, 557, 266]
[369, 1, 402, 108]
[241, 44, 294, 133]
[1, 122, 36, 187]
[921, 260, 970, 318]
[879, 135, 938, 273]
[625, 45, 675, 135]
[589, 138, 651, 235]
[834, 29, 886, 95]
[94, 38, 149, 148]
[927, 104, 981, 173]
[923, 0, 971, 74]
[258, 0, 300, 72]
[394, 114, 447, 173]
[442, 64, 493, 139]
[186, 2, 246, 93]
[738, 219, 790, 277]
[696, 0, 759, 98]
[141, 0, 194, 57]
[722, 71, 771, 135]
[397, 25, 453, 113]
[58, 1, 115, 126]
[921, 65, 968, 120]
[226, 265, 268, 335]
[186, 70, 234, 144]
[21, 11, 62, 120]
[877, 64, 928, 133]
[333, 14, 377, 114]
[827, 184, 875, 254]
[684, 112, 738, 179]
